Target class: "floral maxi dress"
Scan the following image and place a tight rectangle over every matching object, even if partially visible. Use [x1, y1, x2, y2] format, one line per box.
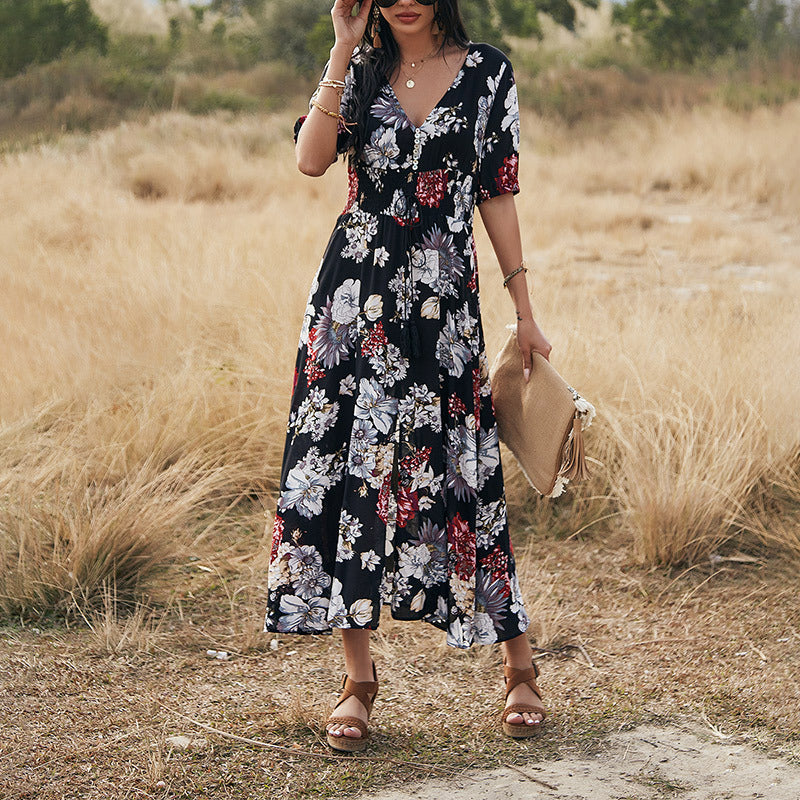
[264, 42, 531, 649]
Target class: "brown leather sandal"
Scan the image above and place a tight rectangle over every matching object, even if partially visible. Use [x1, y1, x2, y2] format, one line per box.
[325, 660, 378, 752]
[501, 657, 548, 738]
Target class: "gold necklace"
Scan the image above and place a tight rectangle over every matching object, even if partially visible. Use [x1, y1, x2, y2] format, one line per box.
[398, 43, 441, 89]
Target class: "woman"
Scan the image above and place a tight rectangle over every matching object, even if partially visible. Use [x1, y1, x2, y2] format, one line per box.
[264, 0, 552, 751]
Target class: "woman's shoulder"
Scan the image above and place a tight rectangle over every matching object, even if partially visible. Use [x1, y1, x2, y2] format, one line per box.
[468, 41, 514, 73]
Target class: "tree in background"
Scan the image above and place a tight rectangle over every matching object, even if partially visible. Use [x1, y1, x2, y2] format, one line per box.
[0, 0, 108, 78]
[612, 0, 753, 67]
[747, 0, 800, 52]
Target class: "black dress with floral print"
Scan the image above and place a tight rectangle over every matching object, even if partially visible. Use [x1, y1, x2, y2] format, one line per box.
[264, 42, 530, 649]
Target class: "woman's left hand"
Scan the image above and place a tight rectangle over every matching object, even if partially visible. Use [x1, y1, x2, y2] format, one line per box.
[517, 317, 551, 382]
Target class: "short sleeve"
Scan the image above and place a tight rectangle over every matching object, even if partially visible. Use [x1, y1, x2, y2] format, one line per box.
[476, 58, 520, 205]
[293, 58, 359, 162]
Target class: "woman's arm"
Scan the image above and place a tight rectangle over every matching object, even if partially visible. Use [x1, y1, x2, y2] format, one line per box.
[478, 192, 552, 381]
[295, 0, 372, 177]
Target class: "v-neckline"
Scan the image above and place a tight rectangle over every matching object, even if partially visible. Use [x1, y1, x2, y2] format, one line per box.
[385, 42, 475, 131]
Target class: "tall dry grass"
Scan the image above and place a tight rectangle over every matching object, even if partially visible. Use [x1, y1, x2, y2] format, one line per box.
[1, 98, 799, 618]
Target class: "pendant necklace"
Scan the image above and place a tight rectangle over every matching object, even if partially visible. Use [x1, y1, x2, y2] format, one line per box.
[399, 42, 441, 89]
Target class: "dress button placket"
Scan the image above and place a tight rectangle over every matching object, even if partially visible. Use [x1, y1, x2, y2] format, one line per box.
[411, 128, 422, 171]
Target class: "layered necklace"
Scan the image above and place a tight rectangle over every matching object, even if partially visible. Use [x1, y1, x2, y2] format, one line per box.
[398, 42, 442, 88]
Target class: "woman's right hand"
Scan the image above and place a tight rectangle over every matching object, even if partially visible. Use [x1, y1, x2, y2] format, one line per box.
[332, 0, 373, 52]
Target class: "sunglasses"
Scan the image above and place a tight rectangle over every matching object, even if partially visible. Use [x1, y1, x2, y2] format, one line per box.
[374, 0, 436, 7]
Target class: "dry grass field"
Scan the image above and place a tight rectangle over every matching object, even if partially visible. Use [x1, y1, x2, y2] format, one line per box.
[1, 93, 799, 798]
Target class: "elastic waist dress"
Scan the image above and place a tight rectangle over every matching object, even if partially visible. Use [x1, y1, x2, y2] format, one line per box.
[264, 41, 531, 649]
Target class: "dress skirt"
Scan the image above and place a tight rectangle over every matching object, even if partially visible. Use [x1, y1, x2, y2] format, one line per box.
[264, 42, 531, 648]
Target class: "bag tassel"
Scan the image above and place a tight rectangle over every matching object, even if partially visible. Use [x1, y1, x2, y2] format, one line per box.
[559, 415, 588, 481]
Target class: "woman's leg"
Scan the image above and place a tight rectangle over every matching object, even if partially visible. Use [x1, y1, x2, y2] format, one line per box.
[501, 633, 545, 725]
[326, 628, 377, 740]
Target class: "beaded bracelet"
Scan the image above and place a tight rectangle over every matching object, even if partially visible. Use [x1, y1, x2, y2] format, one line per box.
[309, 98, 356, 132]
[502, 261, 529, 288]
[310, 98, 344, 122]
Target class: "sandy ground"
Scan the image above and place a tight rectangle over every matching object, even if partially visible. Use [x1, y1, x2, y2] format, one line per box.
[365, 724, 800, 800]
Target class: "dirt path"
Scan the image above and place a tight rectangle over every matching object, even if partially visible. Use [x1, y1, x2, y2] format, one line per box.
[365, 724, 800, 800]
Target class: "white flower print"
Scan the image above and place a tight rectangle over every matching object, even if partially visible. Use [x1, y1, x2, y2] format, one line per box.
[278, 447, 344, 518]
[476, 497, 506, 549]
[369, 342, 408, 387]
[474, 93, 491, 160]
[277, 594, 329, 632]
[410, 590, 426, 612]
[327, 590, 348, 626]
[477, 424, 501, 489]
[422, 226, 464, 296]
[472, 612, 498, 644]
[411, 245, 439, 287]
[347, 417, 379, 480]
[502, 81, 520, 151]
[295, 386, 340, 441]
[339, 509, 363, 543]
[373, 246, 389, 267]
[341, 209, 378, 263]
[446, 616, 474, 650]
[456, 304, 480, 352]
[397, 383, 441, 432]
[363, 125, 399, 170]
[354, 377, 398, 435]
[420, 295, 440, 319]
[364, 293, 383, 321]
[331, 278, 361, 324]
[447, 174, 473, 233]
[349, 598, 373, 627]
[360, 550, 381, 571]
[446, 423, 479, 500]
[311, 298, 356, 369]
[436, 310, 472, 378]
[339, 374, 356, 395]
[398, 542, 431, 581]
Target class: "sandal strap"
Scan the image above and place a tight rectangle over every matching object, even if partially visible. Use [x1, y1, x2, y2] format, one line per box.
[503, 665, 543, 700]
[325, 715, 368, 737]
[332, 661, 378, 715]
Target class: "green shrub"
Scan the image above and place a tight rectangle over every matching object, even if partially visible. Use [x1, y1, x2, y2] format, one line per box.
[0, 0, 108, 78]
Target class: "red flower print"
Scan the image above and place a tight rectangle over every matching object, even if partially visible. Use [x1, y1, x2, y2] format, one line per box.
[395, 485, 419, 528]
[448, 394, 467, 417]
[415, 169, 447, 208]
[270, 514, 284, 561]
[343, 164, 358, 214]
[399, 445, 431, 478]
[495, 153, 519, 194]
[448, 512, 476, 580]
[304, 356, 325, 384]
[482, 546, 510, 587]
[361, 321, 388, 357]
[292, 366, 299, 394]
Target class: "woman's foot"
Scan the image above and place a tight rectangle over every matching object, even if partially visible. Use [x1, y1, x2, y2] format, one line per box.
[504, 676, 545, 726]
[501, 650, 547, 737]
[325, 685, 376, 740]
[325, 661, 378, 751]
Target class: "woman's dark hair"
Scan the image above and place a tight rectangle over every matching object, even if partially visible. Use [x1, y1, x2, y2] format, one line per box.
[347, 0, 470, 159]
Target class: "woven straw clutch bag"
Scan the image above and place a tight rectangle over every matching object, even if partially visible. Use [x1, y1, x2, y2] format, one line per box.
[489, 325, 596, 498]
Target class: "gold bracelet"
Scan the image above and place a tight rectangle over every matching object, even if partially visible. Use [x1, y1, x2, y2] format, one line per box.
[502, 260, 529, 288]
[318, 78, 345, 88]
